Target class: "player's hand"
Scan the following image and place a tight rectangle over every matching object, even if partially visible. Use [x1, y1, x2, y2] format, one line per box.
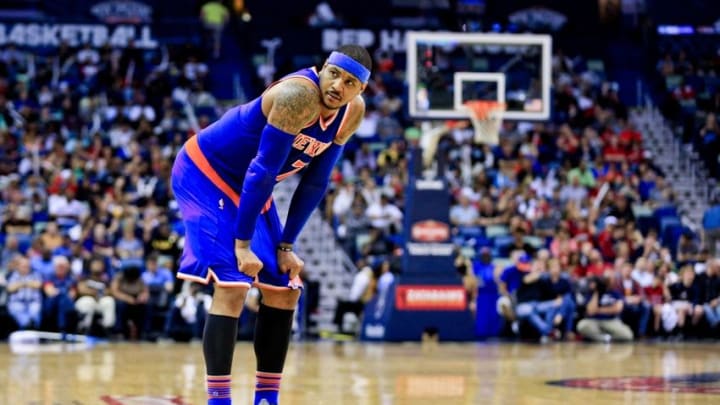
[278, 249, 304, 280]
[235, 240, 263, 277]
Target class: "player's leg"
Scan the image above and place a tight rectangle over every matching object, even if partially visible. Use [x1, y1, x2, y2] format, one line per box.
[252, 288, 300, 405]
[204, 285, 247, 405]
[250, 203, 303, 405]
[172, 153, 253, 405]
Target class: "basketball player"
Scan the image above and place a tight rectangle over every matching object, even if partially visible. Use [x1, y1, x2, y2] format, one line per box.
[171, 45, 370, 405]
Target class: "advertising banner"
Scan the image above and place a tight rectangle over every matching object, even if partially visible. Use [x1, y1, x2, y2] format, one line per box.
[0, 23, 158, 48]
[395, 285, 467, 311]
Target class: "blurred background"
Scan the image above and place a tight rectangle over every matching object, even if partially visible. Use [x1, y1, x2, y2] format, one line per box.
[0, 0, 719, 346]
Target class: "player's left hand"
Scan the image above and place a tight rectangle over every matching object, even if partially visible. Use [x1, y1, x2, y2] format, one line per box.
[278, 250, 304, 280]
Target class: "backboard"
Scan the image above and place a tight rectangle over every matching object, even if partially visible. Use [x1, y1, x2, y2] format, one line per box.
[407, 32, 552, 121]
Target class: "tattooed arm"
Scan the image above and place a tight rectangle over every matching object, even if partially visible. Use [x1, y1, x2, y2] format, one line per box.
[234, 80, 320, 244]
[279, 96, 365, 246]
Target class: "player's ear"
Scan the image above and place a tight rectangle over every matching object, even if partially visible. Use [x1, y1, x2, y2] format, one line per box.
[359, 82, 367, 94]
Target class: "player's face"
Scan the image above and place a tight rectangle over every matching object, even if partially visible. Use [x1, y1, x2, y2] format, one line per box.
[319, 63, 366, 109]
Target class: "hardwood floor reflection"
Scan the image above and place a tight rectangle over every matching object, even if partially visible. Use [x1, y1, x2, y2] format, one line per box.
[1, 341, 719, 404]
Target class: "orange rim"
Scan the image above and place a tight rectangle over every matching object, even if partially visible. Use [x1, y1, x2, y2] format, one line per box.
[464, 100, 506, 120]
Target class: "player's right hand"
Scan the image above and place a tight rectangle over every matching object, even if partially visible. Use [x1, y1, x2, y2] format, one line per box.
[235, 241, 263, 277]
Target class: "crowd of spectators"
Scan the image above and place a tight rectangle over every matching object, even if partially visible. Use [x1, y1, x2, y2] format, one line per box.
[0, 40, 225, 341]
[324, 49, 720, 342]
[655, 40, 720, 179]
[0, 34, 718, 343]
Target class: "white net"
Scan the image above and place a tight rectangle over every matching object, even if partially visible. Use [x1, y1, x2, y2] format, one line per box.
[465, 101, 505, 146]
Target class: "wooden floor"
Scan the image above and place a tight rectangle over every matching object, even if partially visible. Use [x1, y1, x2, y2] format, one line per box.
[1, 340, 719, 404]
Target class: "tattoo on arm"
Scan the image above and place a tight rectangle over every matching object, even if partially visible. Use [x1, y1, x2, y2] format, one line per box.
[267, 82, 320, 134]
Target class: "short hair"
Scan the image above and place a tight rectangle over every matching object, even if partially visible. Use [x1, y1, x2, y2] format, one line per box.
[336, 44, 372, 72]
[52, 255, 70, 267]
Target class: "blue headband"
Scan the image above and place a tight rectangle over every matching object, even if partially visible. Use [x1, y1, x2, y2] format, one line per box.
[327, 51, 370, 84]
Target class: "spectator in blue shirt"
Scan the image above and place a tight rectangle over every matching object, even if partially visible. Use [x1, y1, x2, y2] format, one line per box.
[6, 256, 43, 329]
[577, 276, 634, 342]
[42, 256, 77, 334]
[496, 253, 533, 325]
[702, 197, 720, 257]
[142, 254, 174, 295]
[30, 248, 55, 279]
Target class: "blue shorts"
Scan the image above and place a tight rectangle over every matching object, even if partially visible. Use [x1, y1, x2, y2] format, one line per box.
[171, 142, 301, 290]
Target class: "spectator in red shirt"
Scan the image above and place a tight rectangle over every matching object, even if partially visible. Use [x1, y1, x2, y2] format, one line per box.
[613, 261, 651, 337]
[550, 227, 579, 263]
[618, 120, 643, 147]
[603, 134, 626, 164]
[586, 249, 611, 277]
[597, 216, 618, 261]
[643, 273, 671, 334]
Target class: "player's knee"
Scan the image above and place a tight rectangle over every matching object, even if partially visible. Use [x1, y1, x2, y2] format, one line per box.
[261, 288, 301, 310]
[211, 286, 248, 316]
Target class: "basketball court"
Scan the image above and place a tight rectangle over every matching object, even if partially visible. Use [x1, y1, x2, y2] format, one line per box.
[1, 341, 719, 404]
[1, 4, 716, 405]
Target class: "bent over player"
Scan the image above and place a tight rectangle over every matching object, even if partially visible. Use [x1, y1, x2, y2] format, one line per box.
[171, 45, 370, 405]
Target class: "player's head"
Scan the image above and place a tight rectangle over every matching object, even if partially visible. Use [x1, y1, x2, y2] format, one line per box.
[319, 44, 372, 109]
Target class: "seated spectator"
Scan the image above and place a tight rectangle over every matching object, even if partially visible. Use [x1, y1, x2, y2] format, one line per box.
[631, 257, 654, 288]
[165, 281, 211, 342]
[676, 231, 700, 265]
[146, 219, 180, 265]
[549, 227, 578, 264]
[2, 203, 33, 236]
[39, 221, 64, 252]
[84, 223, 115, 259]
[585, 249, 611, 277]
[361, 228, 394, 262]
[514, 258, 561, 341]
[612, 261, 650, 338]
[567, 161, 596, 188]
[354, 143, 377, 172]
[699, 259, 720, 329]
[643, 272, 672, 335]
[142, 254, 174, 303]
[477, 196, 506, 226]
[508, 228, 536, 257]
[116, 221, 144, 261]
[47, 188, 88, 228]
[42, 256, 77, 334]
[365, 195, 403, 234]
[559, 176, 587, 208]
[533, 200, 560, 238]
[450, 194, 479, 227]
[141, 254, 174, 338]
[333, 264, 374, 335]
[546, 258, 576, 339]
[332, 182, 356, 219]
[577, 276, 634, 342]
[30, 248, 55, 279]
[668, 265, 702, 334]
[337, 202, 370, 260]
[1, 235, 21, 271]
[111, 264, 149, 340]
[75, 258, 115, 335]
[702, 197, 720, 257]
[6, 256, 43, 330]
[496, 253, 531, 332]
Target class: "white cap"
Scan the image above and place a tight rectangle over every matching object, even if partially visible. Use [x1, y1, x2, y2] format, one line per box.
[604, 216, 618, 226]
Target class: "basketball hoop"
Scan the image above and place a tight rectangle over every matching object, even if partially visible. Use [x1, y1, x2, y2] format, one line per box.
[464, 100, 505, 146]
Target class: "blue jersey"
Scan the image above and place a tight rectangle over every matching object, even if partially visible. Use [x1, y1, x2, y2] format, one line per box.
[172, 66, 353, 289]
[193, 67, 351, 196]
